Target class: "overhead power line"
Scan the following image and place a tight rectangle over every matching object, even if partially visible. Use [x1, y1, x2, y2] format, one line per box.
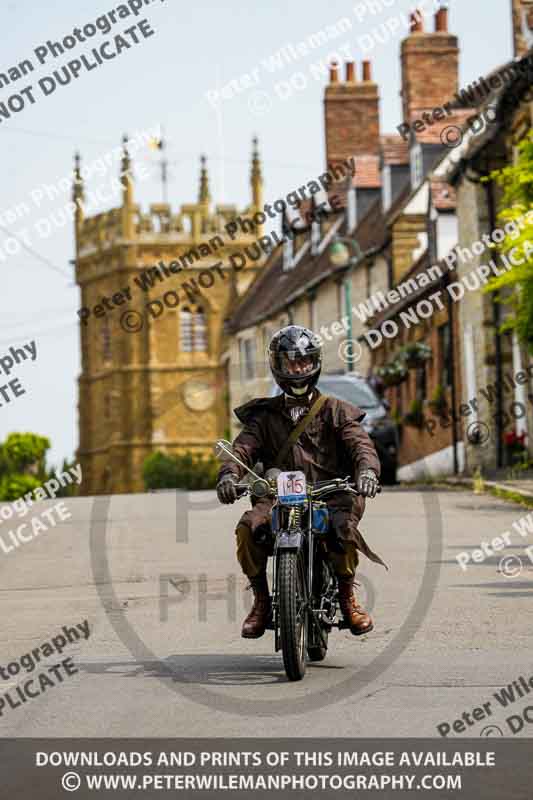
[0, 223, 72, 280]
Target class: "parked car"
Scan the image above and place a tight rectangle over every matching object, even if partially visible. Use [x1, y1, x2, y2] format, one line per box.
[270, 373, 399, 484]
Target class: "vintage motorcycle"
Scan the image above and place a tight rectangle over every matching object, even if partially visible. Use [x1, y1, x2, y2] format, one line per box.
[214, 439, 380, 682]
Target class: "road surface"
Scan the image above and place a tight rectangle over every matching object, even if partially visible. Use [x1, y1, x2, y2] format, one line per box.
[1, 486, 532, 738]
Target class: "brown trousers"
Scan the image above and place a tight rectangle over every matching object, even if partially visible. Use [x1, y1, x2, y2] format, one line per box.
[236, 523, 359, 579]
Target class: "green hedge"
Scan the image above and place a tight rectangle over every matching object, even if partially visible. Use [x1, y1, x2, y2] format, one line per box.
[143, 450, 219, 491]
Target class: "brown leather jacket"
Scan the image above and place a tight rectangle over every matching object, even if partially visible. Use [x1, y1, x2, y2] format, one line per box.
[219, 391, 385, 566]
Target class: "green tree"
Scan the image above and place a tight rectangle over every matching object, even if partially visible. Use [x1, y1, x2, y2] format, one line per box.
[484, 131, 533, 349]
[0, 474, 41, 502]
[0, 432, 51, 502]
[0, 433, 50, 478]
[48, 458, 80, 498]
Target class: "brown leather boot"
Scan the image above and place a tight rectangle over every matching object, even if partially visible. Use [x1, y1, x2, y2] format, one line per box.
[337, 578, 373, 636]
[241, 572, 272, 639]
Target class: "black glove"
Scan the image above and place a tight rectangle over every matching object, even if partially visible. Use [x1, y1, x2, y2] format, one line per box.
[357, 469, 379, 499]
[216, 475, 238, 504]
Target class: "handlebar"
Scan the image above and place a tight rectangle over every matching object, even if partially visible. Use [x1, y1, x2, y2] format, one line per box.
[234, 476, 381, 500]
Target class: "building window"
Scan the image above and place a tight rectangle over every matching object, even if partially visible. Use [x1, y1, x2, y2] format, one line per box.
[382, 165, 392, 211]
[180, 306, 207, 352]
[410, 143, 423, 189]
[311, 219, 321, 255]
[283, 236, 294, 271]
[261, 326, 272, 377]
[240, 337, 257, 381]
[439, 323, 453, 388]
[101, 318, 111, 362]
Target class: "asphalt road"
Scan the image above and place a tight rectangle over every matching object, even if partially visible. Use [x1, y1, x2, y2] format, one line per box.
[1, 486, 532, 738]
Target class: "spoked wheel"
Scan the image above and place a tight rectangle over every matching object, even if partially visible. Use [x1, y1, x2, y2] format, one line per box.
[278, 550, 307, 681]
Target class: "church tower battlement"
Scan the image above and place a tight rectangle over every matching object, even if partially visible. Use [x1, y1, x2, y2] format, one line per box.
[75, 136, 264, 495]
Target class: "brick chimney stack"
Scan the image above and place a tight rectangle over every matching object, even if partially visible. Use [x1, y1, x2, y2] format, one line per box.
[400, 6, 459, 124]
[512, 0, 533, 57]
[324, 59, 380, 170]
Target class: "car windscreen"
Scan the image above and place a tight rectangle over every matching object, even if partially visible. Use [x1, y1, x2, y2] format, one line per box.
[318, 378, 380, 409]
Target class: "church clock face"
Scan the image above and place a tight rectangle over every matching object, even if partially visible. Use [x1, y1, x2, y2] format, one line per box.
[182, 379, 215, 411]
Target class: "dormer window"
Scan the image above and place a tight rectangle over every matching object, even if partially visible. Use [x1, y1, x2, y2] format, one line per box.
[310, 218, 321, 255]
[283, 236, 294, 270]
[411, 142, 423, 189]
[382, 165, 392, 211]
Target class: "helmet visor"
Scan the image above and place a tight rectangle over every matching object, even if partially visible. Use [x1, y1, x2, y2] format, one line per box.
[269, 348, 321, 380]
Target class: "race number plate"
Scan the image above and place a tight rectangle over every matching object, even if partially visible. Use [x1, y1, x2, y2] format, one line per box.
[277, 471, 307, 504]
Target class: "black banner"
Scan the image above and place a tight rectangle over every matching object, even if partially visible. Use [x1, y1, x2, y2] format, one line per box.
[0, 738, 531, 798]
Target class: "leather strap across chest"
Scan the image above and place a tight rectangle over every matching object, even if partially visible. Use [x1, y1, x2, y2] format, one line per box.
[275, 394, 328, 468]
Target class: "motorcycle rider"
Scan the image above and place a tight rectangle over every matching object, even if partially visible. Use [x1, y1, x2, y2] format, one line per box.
[216, 325, 384, 639]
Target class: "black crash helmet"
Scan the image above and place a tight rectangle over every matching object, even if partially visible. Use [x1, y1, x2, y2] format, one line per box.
[268, 325, 322, 398]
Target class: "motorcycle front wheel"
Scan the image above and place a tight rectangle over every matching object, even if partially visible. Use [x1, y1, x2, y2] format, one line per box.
[278, 550, 307, 681]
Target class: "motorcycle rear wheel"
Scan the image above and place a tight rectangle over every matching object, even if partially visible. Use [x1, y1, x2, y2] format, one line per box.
[307, 635, 328, 662]
[307, 557, 331, 662]
[278, 550, 307, 681]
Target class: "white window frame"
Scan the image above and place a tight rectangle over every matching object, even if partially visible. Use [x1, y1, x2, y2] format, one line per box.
[382, 164, 392, 211]
[410, 143, 423, 190]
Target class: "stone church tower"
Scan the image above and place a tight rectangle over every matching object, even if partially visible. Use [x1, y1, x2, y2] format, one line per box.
[75, 137, 264, 495]
[512, 0, 533, 56]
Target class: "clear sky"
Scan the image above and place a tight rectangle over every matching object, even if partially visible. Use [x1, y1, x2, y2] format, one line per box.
[0, 0, 512, 466]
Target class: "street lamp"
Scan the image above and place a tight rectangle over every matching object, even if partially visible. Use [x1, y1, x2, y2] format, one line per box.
[328, 236, 362, 371]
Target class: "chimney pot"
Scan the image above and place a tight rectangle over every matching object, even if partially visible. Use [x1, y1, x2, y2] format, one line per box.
[435, 6, 448, 31]
[410, 10, 424, 32]
[362, 60, 372, 81]
[329, 61, 339, 84]
[345, 61, 355, 82]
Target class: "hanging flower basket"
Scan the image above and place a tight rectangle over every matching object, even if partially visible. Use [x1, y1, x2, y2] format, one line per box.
[376, 361, 408, 388]
[399, 342, 432, 369]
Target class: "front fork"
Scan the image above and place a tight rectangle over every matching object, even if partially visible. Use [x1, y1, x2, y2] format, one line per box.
[271, 505, 330, 653]
[271, 504, 311, 652]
